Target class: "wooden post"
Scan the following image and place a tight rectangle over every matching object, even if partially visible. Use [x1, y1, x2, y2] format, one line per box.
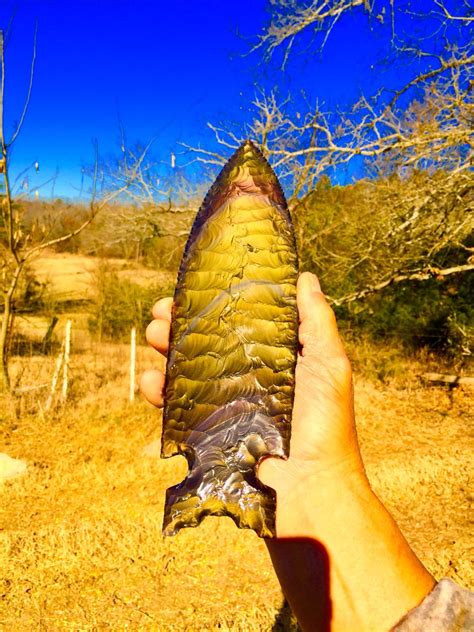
[45, 350, 64, 411]
[41, 316, 58, 354]
[130, 326, 136, 403]
[61, 320, 71, 401]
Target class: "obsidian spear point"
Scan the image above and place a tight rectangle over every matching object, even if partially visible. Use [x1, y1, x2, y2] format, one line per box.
[161, 140, 298, 538]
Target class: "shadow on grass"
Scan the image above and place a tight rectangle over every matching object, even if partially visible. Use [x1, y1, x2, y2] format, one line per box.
[272, 599, 301, 631]
[269, 538, 330, 632]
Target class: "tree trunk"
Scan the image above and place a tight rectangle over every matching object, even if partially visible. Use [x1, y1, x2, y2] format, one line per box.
[1, 264, 25, 393]
[0, 293, 12, 391]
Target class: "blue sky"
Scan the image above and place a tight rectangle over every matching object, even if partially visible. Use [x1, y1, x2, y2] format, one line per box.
[0, 0, 462, 199]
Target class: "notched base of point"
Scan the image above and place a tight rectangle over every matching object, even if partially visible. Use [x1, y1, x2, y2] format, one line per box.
[160, 422, 289, 538]
[162, 511, 277, 539]
[162, 477, 278, 539]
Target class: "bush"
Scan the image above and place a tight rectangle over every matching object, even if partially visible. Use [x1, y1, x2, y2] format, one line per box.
[336, 272, 474, 358]
[88, 262, 173, 343]
[141, 234, 186, 272]
[295, 175, 473, 358]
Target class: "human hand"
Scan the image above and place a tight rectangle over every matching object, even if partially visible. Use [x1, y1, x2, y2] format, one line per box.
[141, 272, 435, 631]
[257, 271, 365, 491]
[140, 272, 367, 533]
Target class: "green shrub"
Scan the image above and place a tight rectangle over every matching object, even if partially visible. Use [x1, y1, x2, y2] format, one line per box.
[336, 272, 474, 358]
[88, 262, 173, 343]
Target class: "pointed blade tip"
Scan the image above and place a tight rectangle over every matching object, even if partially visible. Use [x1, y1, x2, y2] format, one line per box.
[238, 138, 261, 155]
[231, 140, 269, 169]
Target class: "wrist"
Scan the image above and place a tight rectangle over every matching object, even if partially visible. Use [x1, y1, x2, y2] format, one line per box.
[272, 462, 373, 539]
[267, 465, 435, 632]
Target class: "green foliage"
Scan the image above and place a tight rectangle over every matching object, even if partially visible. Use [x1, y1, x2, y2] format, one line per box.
[294, 176, 385, 301]
[141, 234, 186, 273]
[88, 261, 173, 343]
[295, 174, 473, 357]
[336, 272, 473, 357]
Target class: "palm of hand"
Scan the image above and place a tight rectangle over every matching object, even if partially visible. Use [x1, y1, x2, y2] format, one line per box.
[257, 294, 361, 497]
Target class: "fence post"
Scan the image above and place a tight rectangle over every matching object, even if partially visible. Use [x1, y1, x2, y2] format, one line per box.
[45, 350, 64, 412]
[130, 326, 136, 403]
[61, 320, 71, 402]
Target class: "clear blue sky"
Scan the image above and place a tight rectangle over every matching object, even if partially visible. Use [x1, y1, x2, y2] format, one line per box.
[0, 0, 455, 199]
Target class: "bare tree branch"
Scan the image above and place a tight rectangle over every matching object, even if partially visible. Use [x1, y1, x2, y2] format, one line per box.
[7, 22, 37, 147]
[433, 0, 474, 22]
[250, 0, 367, 63]
[328, 263, 474, 305]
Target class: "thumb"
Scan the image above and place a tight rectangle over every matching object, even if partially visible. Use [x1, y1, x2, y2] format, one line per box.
[297, 272, 346, 359]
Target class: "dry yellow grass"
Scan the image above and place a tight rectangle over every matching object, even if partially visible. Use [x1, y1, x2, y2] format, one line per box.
[0, 340, 472, 630]
[30, 252, 173, 302]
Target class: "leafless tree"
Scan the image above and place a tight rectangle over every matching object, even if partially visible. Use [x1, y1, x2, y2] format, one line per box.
[252, 1, 473, 66]
[250, 0, 370, 67]
[184, 0, 473, 306]
[83, 138, 201, 262]
[0, 30, 150, 392]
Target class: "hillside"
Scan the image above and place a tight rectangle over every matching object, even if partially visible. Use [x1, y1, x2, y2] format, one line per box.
[13, 253, 175, 349]
[30, 252, 174, 303]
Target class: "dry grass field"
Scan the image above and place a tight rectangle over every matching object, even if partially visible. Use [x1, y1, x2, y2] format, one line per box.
[0, 254, 472, 630]
[0, 341, 472, 630]
[30, 252, 173, 302]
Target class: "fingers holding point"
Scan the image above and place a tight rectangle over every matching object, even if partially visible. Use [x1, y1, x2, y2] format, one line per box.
[142, 299, 171, 407]
[152, 297, 173, 321]
[146, 318, 171, 355]
[297, 272, 345, 357]
[298, 270, 321, 297]
[140, 369, 166, 408]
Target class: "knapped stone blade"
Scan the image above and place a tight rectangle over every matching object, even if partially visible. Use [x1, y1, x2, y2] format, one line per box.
[162, 140, 298, 538]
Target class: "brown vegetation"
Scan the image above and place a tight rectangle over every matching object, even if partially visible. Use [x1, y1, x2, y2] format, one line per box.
[0, 333, 472, 629]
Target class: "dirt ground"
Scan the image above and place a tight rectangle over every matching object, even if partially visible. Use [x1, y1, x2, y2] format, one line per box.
[0, 342, 472, 630]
